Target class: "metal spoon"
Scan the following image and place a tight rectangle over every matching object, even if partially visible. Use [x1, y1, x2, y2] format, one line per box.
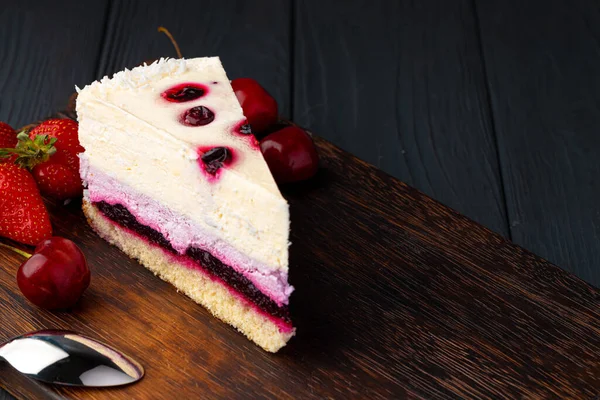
[0, 330, 144, 387]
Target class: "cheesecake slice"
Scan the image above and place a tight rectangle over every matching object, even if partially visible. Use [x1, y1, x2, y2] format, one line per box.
[76, 57, 294, 352]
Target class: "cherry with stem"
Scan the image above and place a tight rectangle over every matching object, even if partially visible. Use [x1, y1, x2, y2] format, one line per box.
[1, 238, 91, 310]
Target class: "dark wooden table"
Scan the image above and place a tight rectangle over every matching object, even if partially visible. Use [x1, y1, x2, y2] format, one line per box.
[1, 0, 600, 398]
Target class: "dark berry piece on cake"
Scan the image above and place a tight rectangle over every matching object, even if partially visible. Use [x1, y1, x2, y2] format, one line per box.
[182, 106, 215, 126]
[238, 123, 252, 135]
[162, 83, 208, 102]
[200, 147, 231, 175]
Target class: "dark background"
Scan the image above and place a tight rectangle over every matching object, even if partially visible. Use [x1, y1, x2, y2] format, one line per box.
[1, 0, 600, 398]
[0, 0, 599, 284]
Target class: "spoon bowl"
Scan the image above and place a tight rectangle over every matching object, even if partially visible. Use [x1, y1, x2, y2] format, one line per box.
[0, 330, 144, 387]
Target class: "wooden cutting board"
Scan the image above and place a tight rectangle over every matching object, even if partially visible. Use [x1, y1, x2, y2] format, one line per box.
[1, 111, 600, 399]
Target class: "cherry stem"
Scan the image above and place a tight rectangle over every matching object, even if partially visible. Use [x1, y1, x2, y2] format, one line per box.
[0, 242, 32, 258]
[158, 26, 183, 59]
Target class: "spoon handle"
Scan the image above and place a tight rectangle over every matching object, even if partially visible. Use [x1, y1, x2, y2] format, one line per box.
[0, 364, 58, 400]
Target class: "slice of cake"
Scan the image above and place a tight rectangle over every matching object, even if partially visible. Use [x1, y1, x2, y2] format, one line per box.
[76, 57, 294, 352]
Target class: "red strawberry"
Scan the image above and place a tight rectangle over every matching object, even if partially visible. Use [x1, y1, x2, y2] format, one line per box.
[43, 146, 80, 174]
[29, 119, 84, 200]
[32, 152, 83, 200]
[0, 122, 17, 148]
[0, 119, 84, 200]
[0, 163, 52, 245]
[29, 119, 83, 155]
[0, 122, 17, 163]
[30, 119, 82, 169]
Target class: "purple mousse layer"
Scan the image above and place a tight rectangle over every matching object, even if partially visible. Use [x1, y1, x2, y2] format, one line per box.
[94, 200, 292, 327]
[81, 161, 293, 306]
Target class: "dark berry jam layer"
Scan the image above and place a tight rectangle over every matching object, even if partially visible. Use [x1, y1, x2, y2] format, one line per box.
[95, 201, 291, 324]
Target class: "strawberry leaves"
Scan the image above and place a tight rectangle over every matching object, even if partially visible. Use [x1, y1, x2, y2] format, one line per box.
[0, 119, 83, 200]
[0, 131, 58, 169]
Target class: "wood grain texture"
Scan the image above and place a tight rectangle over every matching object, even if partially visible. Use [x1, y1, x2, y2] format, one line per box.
[475, 0, 600, 285]
[1, 114, 600, 398]
[0, 367, 57, 400]
[0, 386, 16, 400]
[0, 391, 13, 400]
[96, 0, 292, 116]
[293, 0, 509, 236]
[0, 0, 109, 128]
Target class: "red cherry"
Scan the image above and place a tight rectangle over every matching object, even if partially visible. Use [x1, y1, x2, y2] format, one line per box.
[231, 78, 278, 133]
[17, 237, 90, 310]
[259, 126, 319, 184]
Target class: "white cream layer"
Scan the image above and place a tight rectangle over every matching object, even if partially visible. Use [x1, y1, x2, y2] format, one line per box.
[76, 57, 290, 273]
[83, 162, 292, 305]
